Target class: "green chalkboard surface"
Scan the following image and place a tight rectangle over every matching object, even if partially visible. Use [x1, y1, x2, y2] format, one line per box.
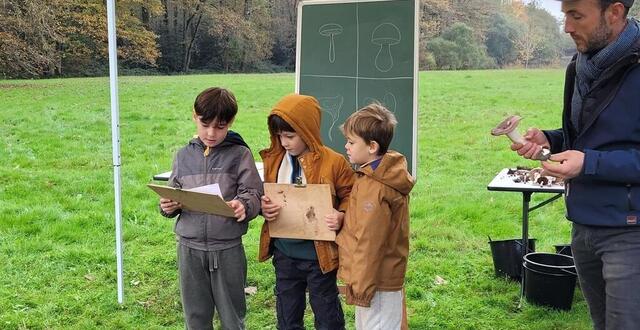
[296, 0, 418, 176]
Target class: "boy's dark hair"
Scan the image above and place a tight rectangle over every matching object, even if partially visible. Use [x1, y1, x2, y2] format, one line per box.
[268, 114, 295, 134]
[340, 103, 397, 156]
[194, 87, 237, 124]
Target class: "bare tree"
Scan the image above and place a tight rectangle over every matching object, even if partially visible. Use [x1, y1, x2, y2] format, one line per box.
[181, 0, 207, 71]
[514, 18, 543, 68]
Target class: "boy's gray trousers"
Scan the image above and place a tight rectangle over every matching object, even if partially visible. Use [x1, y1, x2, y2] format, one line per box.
[178, 243, 247, 330]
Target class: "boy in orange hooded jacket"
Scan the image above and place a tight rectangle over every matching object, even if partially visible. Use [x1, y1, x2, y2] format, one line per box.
[258, 94, 355, 329]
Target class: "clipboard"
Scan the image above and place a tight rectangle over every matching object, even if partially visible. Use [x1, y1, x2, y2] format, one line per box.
[264, 183, 336, 241]
[147, 183, 236, 218]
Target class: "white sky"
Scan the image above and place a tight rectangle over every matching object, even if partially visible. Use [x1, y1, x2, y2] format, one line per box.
[535, 0, 564, 20]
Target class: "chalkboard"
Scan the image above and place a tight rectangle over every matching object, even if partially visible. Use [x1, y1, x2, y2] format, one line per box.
[296, 0, 418, 176]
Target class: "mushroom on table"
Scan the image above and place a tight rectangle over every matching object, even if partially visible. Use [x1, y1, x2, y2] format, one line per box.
[507, 167, 563, 187]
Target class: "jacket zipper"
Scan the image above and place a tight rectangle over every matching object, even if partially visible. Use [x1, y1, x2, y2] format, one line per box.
[204, 147, 209, 250]
[627, 184, 634, 211]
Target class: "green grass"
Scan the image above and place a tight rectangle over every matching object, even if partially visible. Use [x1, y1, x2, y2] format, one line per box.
[0, 71, 590, 329]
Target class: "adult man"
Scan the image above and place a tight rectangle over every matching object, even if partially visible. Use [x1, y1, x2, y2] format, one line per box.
[512, 0, 640, 328]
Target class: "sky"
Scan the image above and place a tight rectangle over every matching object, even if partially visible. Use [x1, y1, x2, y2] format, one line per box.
[534, 0, 564, 20]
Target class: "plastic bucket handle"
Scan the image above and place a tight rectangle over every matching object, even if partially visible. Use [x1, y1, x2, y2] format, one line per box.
[524, 253, 575, 269]
[514, 239, 536, 253]
[523, 263, 577, 277]
[523, 261, 577, 276]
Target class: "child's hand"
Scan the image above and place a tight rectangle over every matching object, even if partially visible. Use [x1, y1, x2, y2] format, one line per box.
[325, 209, 344, 231]
[261, 196, 281, 222]
[226, 200, 246, 222]
[160, 198, 182, 214]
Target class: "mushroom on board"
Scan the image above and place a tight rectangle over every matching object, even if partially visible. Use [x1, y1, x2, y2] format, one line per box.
[371, 23, 401, 72]
[319, 23, 343, 63]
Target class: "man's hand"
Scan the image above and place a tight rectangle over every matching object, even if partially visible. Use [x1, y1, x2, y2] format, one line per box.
[160, 198, 182, 214]
[261, 196, 281, 222]
[325, 209, 344, 231]
[541, 150, 585, 180]
[227, 200, 246, 222]
[510, 128, 550, 160]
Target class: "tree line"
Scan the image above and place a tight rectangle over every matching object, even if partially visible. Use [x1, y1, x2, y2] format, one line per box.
[1, 0, 638, 78]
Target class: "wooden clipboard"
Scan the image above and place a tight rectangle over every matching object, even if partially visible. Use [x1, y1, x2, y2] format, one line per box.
[264, 183, 335, 241]
[147, 183, 235, 218]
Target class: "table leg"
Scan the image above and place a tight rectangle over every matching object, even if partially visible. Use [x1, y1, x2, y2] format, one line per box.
[520, 191, 532, 304]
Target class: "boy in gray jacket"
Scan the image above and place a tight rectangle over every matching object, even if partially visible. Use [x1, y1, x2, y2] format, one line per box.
[160, 87, 263, 330]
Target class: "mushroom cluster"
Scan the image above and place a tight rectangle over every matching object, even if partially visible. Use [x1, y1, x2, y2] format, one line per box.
[507, 167, 563, 187]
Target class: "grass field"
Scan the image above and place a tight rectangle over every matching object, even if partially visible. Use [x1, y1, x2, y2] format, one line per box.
[0, 70, 592, 329]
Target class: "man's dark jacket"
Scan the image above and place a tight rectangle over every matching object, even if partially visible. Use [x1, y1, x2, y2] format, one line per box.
[544, 40, 640, 226]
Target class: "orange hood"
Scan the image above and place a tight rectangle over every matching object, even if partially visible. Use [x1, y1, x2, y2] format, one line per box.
[265, 94, 323, 154]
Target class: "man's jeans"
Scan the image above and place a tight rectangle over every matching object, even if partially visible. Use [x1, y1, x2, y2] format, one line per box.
[572, 223, 640, 330]
[272, 248, 345, 330]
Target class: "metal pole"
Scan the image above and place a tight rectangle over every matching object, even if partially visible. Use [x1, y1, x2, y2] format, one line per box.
[106, 0, 124, 304]
[519, 191, 532, 304]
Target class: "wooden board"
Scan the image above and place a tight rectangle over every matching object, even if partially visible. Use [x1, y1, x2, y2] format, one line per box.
[264, 183, 336, 241]
[147, 183, 236, 218]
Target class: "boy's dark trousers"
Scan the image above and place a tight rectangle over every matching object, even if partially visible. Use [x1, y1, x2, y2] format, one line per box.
[272, 248, 345, 330]
[178, 243, 247, 330]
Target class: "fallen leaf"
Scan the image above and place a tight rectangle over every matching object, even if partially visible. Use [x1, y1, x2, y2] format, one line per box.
[137, 300, 153, 308]
[434, 275, 448, 285]
[244, 286, 257, 295]
[84, 274, 95, 281]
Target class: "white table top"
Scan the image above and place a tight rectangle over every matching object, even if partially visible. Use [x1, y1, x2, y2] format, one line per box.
[487, 168, 565, 193]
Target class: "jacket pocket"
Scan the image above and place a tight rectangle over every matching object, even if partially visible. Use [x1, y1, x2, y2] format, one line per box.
[174, 213, 200, 239]
[206, 216, 248, 240]
[568, 182, 626, 211]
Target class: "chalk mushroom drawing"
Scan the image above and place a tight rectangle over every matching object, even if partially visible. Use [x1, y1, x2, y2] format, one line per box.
[318, 95, 344, 142]
[371, 23, 401, 72]
[491, 115, 551, 161]
[364, 92, 397, 113]
[319, 23, 343, 63]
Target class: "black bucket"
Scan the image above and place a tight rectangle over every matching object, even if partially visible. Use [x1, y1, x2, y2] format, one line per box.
[524, 252, 576, 275]
[488, 237, 536, 281]
[523, 252, 577, 310]
[554, 244, 573, 257]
